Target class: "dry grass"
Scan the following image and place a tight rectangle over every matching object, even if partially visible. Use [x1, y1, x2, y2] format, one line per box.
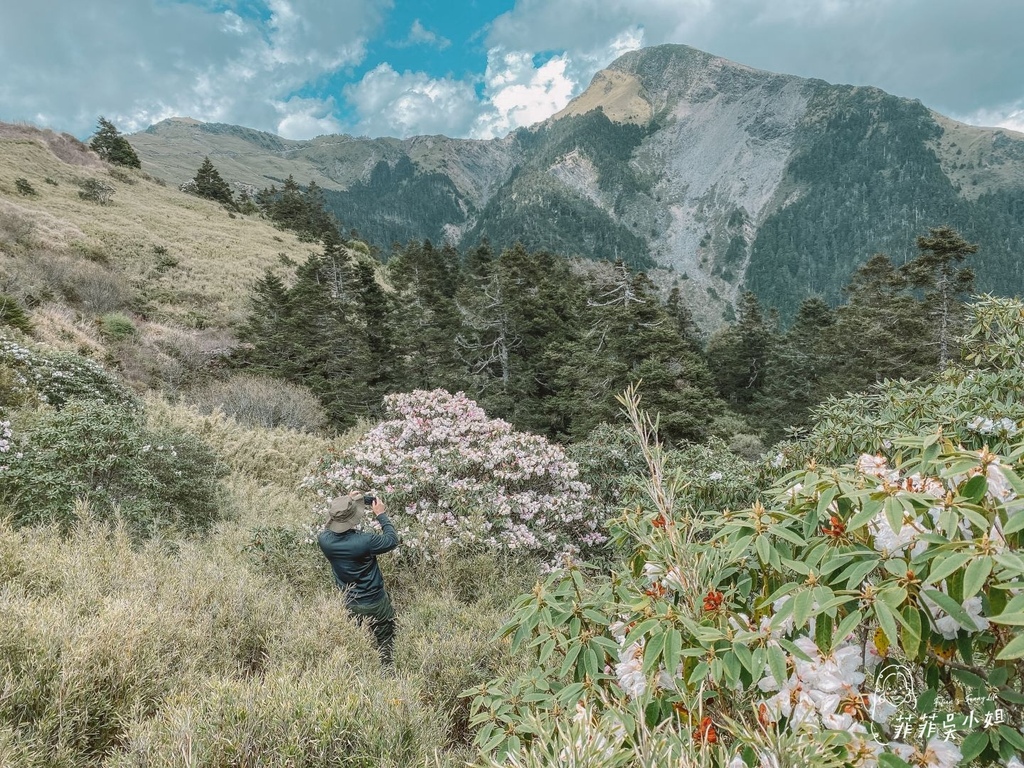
[0, 393, 535, 767]
[0, 125, 324, 330]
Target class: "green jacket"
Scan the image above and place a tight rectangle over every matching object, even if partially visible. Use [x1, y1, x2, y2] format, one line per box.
[317, 514, 399, 605]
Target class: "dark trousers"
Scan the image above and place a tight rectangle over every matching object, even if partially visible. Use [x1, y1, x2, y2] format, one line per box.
[349, 592, 396, 668]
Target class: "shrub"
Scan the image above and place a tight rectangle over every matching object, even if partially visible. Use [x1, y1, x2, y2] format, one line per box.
[468, 380, 1024, 767]
[809, 296, 1024, 462]
[108, 167, 136, 185]
[77, 178, 114, 205]
[0, 399, 226, 537]
[43, 177, 58, 186]
[190, 373, 328, 432]
[97, 312, 137, 341]
[0, 294, 33, 334]
[0, 335, 137, 409]
[302, 389, 606, 560]
[14, 178, 36, 196]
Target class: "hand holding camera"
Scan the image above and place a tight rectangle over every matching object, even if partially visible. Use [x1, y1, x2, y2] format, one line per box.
[364, 494, 386, 517]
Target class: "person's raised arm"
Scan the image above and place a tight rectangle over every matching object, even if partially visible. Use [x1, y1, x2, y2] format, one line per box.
[366, 497, 399, 554]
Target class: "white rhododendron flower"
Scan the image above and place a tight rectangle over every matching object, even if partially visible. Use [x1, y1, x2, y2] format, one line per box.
[614, 641, 646, 699]
[869, 512, 927, 558]
[986, 461, 1016, 503]
[891, 738, 962, 768]
[921, 586, 990, 640]
[857, 454, 898, 481]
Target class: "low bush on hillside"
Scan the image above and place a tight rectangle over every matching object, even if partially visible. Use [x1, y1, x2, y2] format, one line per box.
[190, 372, 328, 432]
[0, 399, 226, 537]
[0, 335, 136, 409]
[0, 294, 32, 334]
[77, 177, 113, 205]
[14, 178, 36, 196]
[97, 311, 137, 341]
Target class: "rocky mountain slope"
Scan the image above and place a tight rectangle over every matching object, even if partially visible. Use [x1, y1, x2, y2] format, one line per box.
[127, 44, 1024, 328]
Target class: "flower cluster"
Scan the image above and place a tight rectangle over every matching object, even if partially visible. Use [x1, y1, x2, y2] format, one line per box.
[968, 415, 1019, 438]
[302, 389, 605, 557]
[757, 637, 890, 741]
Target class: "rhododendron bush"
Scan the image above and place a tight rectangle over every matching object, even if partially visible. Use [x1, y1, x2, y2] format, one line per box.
[302, 389, 605, 557]
[469, 375, 1024, 767]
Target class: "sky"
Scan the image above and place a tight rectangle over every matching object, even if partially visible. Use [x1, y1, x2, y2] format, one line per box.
[2, 0, 1022, 142]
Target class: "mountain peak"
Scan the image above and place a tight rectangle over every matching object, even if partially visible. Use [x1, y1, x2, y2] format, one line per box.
[555, 44, 803, 127]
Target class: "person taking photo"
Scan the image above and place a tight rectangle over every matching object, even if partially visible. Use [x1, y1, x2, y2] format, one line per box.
[317, 490, 399, 669]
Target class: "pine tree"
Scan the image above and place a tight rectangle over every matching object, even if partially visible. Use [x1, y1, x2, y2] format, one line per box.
[89, 117, 141, 168]
[755, 297, 836, 440]
[557, 261, 722, 443]
[387, 239, 465, 393]
[236, 239, 375, 428]
[901, 226, 978, 367]
[706, 291, 777, 410]
[825, 252, 935, 392]
[192, 157, 235, 208]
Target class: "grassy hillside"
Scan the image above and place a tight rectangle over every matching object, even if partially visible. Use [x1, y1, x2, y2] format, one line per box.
[0, 123, 318, 332]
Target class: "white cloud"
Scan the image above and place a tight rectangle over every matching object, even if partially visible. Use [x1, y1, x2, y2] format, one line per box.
[274, 97, 345, 139]
[469, 27, 646, 139]
[956, 103, 1024, 135]
[394, 19, 451, 50]
[0, 0, 388, 138]
[344, 64, 479, 137]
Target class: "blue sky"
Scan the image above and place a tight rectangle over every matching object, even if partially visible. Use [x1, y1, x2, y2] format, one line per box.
[2, 0, 1022, 141]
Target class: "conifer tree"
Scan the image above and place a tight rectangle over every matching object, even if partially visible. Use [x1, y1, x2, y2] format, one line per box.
[755, 296, 836, 440]
[706, 291, 777, 410]
[192, 156, 235, 208]
[824, 253, 935, 393]
[89, 117, 141, 168]
[236, 239, 373, 427]
[901, 226, 977, 367]
[387, 239, 465, 393]
[557, 261, 722, 443]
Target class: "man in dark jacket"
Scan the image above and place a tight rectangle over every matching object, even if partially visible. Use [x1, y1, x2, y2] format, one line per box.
[317, 490, 400, 668]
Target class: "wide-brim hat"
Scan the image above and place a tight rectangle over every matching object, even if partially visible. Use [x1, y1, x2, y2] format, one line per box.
[326, 492, 366, 533]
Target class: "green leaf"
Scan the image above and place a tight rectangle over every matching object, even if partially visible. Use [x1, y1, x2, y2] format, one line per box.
[663, 628, 682, 673]
[884, 497, 905, 537]
[963, 556, 993, 599]
[558, 644, 583, 678]
[961, 474, 987, 503]
[874, 600, 900, 648]
[722, 651, 742, 686]
[959, 731, 989, 762]
[995, 632, 1024, 660]
[999, 725, 1024, 751]
[831, 610, 863, 652]
[767, 645, 788, 688]
[643, 631, 667, 674]
[927, 552, 972, 585]
[878, 753, 913, 768]
[900, 605, 923, 661]
[772, 525, 807, 547]
[793, 589, 814, 631]
[988, 612, 1024, 626]
[623, 619, 660, 648]
[755, 534, 770, 564]
[734, 641, 754, 675]
[922, 589, 979, 631]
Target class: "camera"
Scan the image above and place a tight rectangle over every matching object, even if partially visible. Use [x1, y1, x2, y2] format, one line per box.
[363, 494, 377, 506]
